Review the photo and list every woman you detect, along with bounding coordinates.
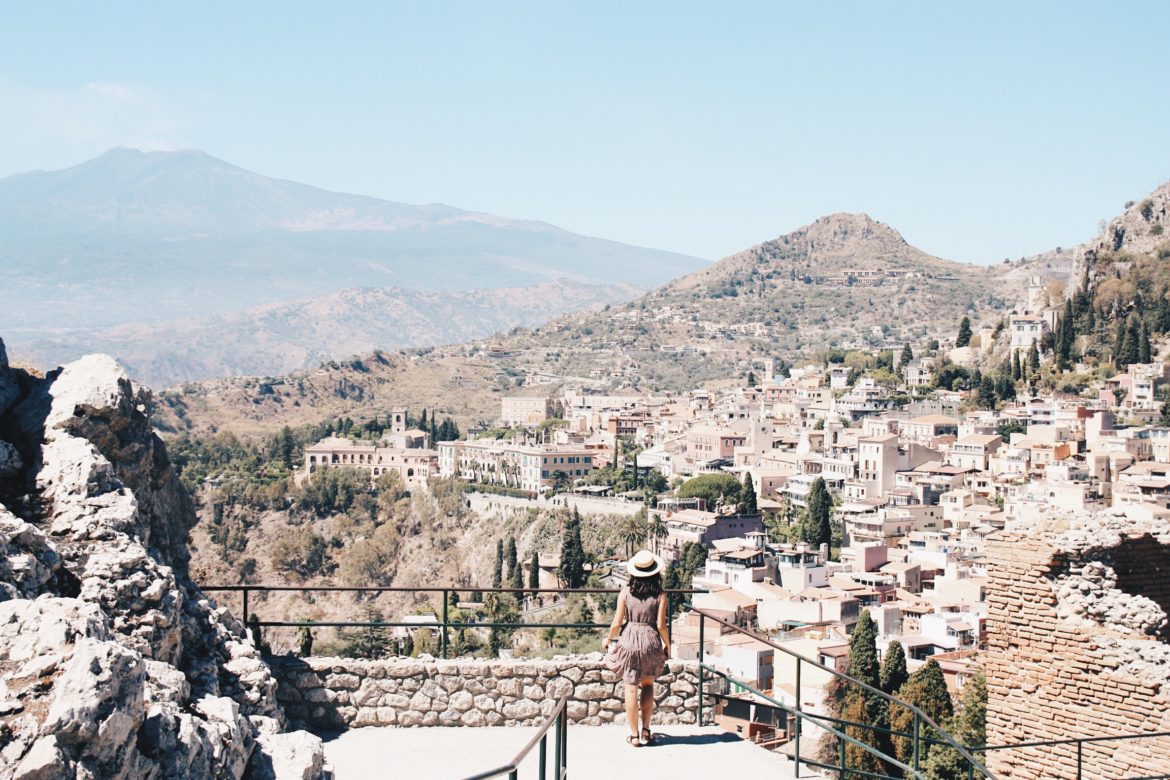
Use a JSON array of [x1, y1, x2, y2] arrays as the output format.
[[603, 549, 670, 747]]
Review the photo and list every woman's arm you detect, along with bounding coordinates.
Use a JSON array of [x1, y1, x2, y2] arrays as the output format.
[[603, 589, 627, 650], [657, 593, 670, 659]]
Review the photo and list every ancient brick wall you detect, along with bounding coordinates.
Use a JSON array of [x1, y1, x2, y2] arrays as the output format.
[[985, 518, 1170, 779], [270, 656, 709, 732]]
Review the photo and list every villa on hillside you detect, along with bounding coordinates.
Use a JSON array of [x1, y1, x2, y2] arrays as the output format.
[[303, 410, 436, 491], [436, 439, 596, 494]]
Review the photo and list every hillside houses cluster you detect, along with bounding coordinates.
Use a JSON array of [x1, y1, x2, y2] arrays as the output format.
[[433, 350, 1169, 702], [299, 345, 1169, 708]]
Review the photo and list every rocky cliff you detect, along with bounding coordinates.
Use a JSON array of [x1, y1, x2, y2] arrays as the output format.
[[0, 339, 325, 779]]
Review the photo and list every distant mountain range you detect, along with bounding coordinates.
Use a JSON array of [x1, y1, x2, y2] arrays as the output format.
[[13, 280, 638, 388], [0, 148, 705, 382], [155, 179, 1170, 437]]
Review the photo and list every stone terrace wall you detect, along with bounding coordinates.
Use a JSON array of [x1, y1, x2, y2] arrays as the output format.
[[270, 656, 709, 731], [985, 516, 1170, 780]]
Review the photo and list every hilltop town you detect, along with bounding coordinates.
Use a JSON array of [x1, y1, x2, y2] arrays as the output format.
[[287, 276, 1170, 695]]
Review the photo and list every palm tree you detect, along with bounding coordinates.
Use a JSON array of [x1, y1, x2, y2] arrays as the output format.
[[648, 513, 668, 555], [621, 515, 648, 557]]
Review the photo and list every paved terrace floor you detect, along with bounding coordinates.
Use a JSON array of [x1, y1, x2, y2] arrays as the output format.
[[323, 724, 815, 779]]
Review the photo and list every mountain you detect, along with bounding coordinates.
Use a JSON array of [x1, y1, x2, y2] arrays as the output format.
[[13, 279, 638, 388], [153, 212, 1016, 434], [0, 147, 705, 337], [480, 212, 1019, 389]]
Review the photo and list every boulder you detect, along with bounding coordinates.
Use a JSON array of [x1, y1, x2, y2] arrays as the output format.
[[249, 732, 327, 780], [0, 351, 314, 779]]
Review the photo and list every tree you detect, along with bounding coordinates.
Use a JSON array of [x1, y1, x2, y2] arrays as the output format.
[[493, 539, 504, 588], [620, 514, 648, 557], [336, 604, 390, 659], [677, 473, 742, 511], [746, 370, 758, 387], [849, 610, 880, 692], [528, 550, 540, 594], [955, 317, 972, 348], [1026, 341, 1040, 375], [505, 536, 519, 587], [1011, 350, 1022, 381], [558, 509, 587, 588], [899, 343, 914, 370], [879, 641, 908, 694], [648, 513, 668, 554], [889, 659, 954, 764], [802, 477, 833, 550], [1139, 320, 1153, 364], [738, 474, 758, 515], [923, 673, 987, 779]]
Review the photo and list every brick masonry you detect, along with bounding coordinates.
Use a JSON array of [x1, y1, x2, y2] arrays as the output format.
[[270, 656, 712, 732], [985, 522, 1170, 779]]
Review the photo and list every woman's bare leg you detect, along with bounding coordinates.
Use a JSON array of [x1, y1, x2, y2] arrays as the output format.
[[625, 683, 640, 737], [639, 677, 656, 734]]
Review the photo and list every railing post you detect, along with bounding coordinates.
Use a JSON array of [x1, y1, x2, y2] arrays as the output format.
[[913, 712, 921, 773], [242, 587, 249, 627], [697, 612, 705, 726], [794, 658, 802, 775], [538, 734, 547, 780], [1076, 739, 1082, 780], [441, 588, 449, 659], [839, 729, 847, 779]]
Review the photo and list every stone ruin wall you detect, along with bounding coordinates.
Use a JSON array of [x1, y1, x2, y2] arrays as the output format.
[[271, 656, 709, 732], [985, 515, 1170, 779]]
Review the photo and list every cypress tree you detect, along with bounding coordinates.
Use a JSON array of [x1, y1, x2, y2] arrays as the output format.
[[528, 550, 540, 594], [1120, 316, 1141, 368], [739, 474, 758, 515], [559, 509, 587, 588], [802, 477, 833, 550], [956, 316, 972, 348], [511, 557, 524, 593], [1115, 317, 1130, 368], [880, 641, 908, 694], [889, 659, 955, 764], [505, 537, 518, 586], [899, 343, 914, 370], [1011, 350, 1022, 381], [849, 610, 880, 692], [1027, 342, 1040, 375], [923, 673, 987, 779], [493, 539, 503, 588], [1139, 320, 1152, 364]]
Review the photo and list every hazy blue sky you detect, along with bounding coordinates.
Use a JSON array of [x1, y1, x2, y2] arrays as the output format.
[[2, 2, 1167, 264]]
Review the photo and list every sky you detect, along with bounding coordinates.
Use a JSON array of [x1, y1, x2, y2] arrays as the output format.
[[2, 1, 1168, 264]]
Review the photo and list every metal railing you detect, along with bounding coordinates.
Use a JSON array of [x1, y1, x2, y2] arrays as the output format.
[[200, 583, 1170, 779], [968, 731, 1170, 780], [688, 605, 995, 780], [200, 584, 703, 658], [460, 692, 570, 780]]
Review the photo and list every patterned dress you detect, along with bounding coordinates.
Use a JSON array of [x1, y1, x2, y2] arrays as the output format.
[[605, 588, 667, 685]]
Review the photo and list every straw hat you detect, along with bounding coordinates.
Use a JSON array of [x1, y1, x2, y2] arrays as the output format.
[[626, 549, 664, 578]]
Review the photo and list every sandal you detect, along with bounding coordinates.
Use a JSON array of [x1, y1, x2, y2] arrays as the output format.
[[627, 734, 641, 748], [641, 728, 655, 746]]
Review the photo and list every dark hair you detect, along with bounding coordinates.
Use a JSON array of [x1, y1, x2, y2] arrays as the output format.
[[629, 573, 663, 599]]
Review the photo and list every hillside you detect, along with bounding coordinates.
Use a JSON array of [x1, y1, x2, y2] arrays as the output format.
[[157, 184, 1170, 438], [154, 349, 505, 438], [479, 213, 1017, 388], [0, 147, 705, 362], [14, 279, 638, 388]]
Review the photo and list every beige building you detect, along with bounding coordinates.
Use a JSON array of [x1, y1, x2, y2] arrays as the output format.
[[303, 434, 436, 491], [436, 439, 595, 494], [500, 396, 555, 427]]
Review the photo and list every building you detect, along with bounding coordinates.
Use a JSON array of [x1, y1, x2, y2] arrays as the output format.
[[303, 433, 436, 491], [436, 440, 595, 494], [500, 396, 555, 427]]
